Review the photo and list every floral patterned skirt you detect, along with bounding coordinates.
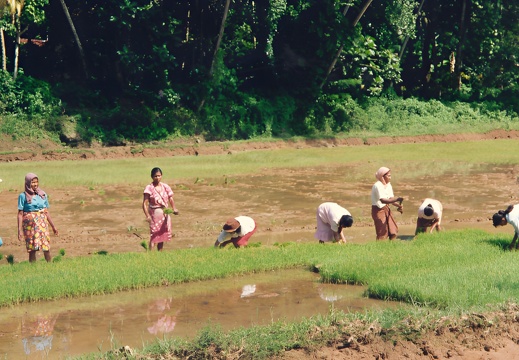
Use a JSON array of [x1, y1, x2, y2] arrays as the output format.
[[22, 210, 51, 252]]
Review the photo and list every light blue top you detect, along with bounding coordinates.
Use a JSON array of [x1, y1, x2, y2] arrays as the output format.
[[18, 193, 49, 212]]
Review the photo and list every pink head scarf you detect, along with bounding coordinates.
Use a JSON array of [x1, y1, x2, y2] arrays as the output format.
[[24, 173, 46, 204], [375, 167, 391, 185]]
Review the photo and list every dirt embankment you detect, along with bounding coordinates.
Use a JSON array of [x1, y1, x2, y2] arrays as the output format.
[[283, 304, 519, 360], [1, 129, 519, 162]]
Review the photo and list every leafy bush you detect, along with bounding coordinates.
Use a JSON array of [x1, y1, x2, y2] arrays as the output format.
[[306, 94, 369, 134], [0, 70, 63, 141], [0, 70, 61, 117]]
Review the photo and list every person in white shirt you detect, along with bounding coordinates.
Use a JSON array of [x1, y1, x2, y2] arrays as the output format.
[[492, 204, 519, 250], [214, 216, 256, 248], [371, 167, 404, 240], [314, 202, 353, 244], [415, 198, 443, 235]]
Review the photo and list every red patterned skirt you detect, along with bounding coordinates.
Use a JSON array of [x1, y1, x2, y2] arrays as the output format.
[[22, 210, 51, 252]]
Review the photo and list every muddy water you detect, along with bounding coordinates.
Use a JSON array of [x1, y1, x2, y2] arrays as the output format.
[[0, 269, 397, 359]]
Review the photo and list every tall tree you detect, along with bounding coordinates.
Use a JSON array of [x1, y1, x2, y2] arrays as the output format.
[[318, 3, 351, 90], [0, 28, 5, 70], [9, 0, 23, 80], [0, 0, 9, 70], [2, 0, 48, 80], [209, 0, 231, 77], [198, 0, 231, 112], [58, 0, 87, 78], [454, 0, 469, 91]]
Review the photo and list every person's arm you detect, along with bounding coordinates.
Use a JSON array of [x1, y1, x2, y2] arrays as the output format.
[[380, 197, 403, 205], [168, 195, 179, 215], [214, 231, 230, 248], [142, 193, 151, 223], [216, 239, 234, 248], [381, 197, 404, 213], [336, 227, 346, 243], [17, 210, 24, 241], [429, 219, 440, 233], [45, 209, 59, 235]]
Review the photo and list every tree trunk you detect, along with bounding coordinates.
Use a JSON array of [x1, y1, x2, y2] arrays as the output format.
[[455, 0, 469, 91], [198, 0, 231, 112], [13, 14, 20, 80], [319, 0, 373, 90], [58, 0, 88, 79], [1, 28, 6, 71], [399, 0, 426, 60], [208, 0, 231, 77]]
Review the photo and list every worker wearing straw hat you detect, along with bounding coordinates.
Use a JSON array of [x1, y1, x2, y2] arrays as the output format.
[[214, 216, 256, 248]]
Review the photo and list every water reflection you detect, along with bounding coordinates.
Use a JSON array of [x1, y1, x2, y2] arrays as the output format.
[[0, 269, 397, 359], [319, 288, 342, 302], [240, 284, 256, 298], [146, 298, 179, 335], [21, 314, 58, 356]]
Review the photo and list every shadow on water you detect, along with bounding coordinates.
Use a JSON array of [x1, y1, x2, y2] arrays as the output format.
[[0, 269, 399, 359]]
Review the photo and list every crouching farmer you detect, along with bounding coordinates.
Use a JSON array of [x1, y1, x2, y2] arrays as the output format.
[[214, 216, 256, 248], [492, 204, 519, 250]]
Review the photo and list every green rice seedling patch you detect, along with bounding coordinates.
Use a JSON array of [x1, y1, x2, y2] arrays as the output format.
[[0, 228, 518, 313]]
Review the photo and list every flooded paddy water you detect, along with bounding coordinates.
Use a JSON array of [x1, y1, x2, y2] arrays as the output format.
[[0, 269, 398, 358], [0, 148, 519, 358]]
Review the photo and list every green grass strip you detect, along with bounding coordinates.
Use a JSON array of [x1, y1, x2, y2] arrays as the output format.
[[0, 229, 517, 311], [0, 138, 518, 188]]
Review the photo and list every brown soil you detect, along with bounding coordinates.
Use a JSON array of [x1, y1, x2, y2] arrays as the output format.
[[281, 305, 519, 360], [1, 129, 519, 162], [1, 130, 519, 359]]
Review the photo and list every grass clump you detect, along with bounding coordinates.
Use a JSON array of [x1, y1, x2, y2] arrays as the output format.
[[140, 241, 148, 251]]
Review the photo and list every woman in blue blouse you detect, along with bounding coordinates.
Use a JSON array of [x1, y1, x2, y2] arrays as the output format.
[[17, 173, 59, 262]]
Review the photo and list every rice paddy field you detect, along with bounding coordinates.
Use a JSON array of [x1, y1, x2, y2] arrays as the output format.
[[0, 136, 519, 359]]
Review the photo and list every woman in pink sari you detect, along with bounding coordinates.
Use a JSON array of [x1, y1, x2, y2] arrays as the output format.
[[142, 167, 179, 251], [17, 173, 59, 262]]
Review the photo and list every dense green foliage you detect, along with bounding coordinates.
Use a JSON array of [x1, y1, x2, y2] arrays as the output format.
[[0, 0, 518, 142]]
